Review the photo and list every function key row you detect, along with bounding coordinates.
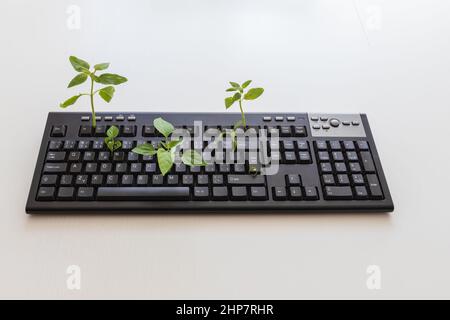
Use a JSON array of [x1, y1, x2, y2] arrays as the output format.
[[81, 115, 136, 122]]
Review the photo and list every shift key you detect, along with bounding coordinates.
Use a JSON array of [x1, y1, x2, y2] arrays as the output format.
[[43, 163, 67, 173]]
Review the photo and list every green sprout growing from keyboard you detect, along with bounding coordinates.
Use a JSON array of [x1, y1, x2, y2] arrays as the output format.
[[105, 125, 122, 153], [132, 117, 206, 175], [225, 80, 264, 129], [59, 56, 128, 128]]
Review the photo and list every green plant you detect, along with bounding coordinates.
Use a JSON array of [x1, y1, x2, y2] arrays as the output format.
[[224, 80, 264, 128], [104, 125, 122, 152], [132, 117, 206, 175], [60, 56, 128, 128]]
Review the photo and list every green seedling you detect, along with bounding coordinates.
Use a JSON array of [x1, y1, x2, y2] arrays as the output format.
[[132, 117, 206, 175], [104, 125, 122, 152], [224, 80, 264, 129], [60, 56, 128, 128]]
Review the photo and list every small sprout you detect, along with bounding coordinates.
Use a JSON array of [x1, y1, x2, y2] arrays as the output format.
[[132, 117, 206, 175], [224, 80, 264, 128], [60, 56, 128, 128], [104, 125, 122, 152]]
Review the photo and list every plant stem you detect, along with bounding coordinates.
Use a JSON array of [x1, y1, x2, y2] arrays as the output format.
[[90, 76, 96, 128], [238, 99, 246, 127]]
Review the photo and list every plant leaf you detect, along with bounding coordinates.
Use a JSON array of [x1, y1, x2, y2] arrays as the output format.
[[67, 73, 88, 88], [226, 87, 237, 92], [225, 96, 235, 109], [242, 80, 252, 88], [98, 86, 115, 103], [244, 87, 264, 100], [166, 139, 182, 149], [107, 125, 119, 138], [157, 148, 174, 175], [60, 94, 82, 108], [69, 56, 90, 72], [94, 63, 110, 71], [233, 92, 241, 100], [229, 81, 240, 88], [132, 143, 157, 156], [113, 140, 122, 151], [106, 139, 115, 152], [181, 150, 207, 166], [95, 73, 128, 85], [153, 117, 174, 138]]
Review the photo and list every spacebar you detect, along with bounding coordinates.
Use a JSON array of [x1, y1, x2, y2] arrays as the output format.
[[97, 187, 190, 200]]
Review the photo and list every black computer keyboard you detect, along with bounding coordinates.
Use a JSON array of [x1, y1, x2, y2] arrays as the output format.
[[26, 112, 393, 213]]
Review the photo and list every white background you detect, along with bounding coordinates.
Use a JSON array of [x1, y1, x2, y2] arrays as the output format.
[[0, 0, 449, 299]]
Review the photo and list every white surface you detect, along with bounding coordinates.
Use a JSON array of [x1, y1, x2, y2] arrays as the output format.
[[1, 0, 449, 299]]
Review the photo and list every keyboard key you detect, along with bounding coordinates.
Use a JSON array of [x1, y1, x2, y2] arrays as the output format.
[[83, 152, 96, 162], [293, 126, 307, 137], [77, 187, 94, 200], [332, 151, 344, 162], [284, 152, 296, 163], [357, 140, 369, 150], [46, 152, 66, 162], [63, 140, 76, 150], [324, 186, 353, 200], [318, 151, 330, 162], [343, 141, 355, 150], [354, 186, 368, 199], [97, 187, 190, 200], [51, 125, 66, 137], [320, 163, 332, 173], [337, 174, 350, 185], [137, 175, 148, 185], [303, 186, 319, 200], [152, 175, 163, 185], [351, 174, 365, 185], [272, 187, 287, 200], [297, 140, 309, 151], [130, 163, 142, 173], [280, 126, 291, 137], [40, 175, 58, 186], [227, 175, 265, 185], [75, 175, 88, 186], [121, 125, 136, 137], [282, 140, 295, 150], [94, 125, 107, 137], [315, 141, 327, 150], [98, 152, 110, 161], [231, 187, 247, 200], [346, 151, 358, 161], [289, 187, 302, 200], [85, 163, 97, 173], [115, 163, 127, 173], [329, 141, 341, 150], [367, 174, 383, 199], [68, 151, 80, 162], [298, 152, 311, 164], [167, 175, 179, 185], [250, 187, 267, 200], [60, 175, 73, 186], [349, 162, 362, 173], [197, 175, 209, 185], [142, 126, 155, 137], [360, 152, 376, 172], [100, 163, 112, 173], [91, 175, 103, 185], [113, 152, 125, 162], [37, 187, 55, 201], [57, 187, 74, 200], [79, 126, 92, 137], [43, 163, 67, 173], [122, 175, 134, 185], [49, 140, 63, 150], [145, 163, 156, 173], [175, 163, 187, 173], [194, 187, 209, 200], [78, 140, 90, 150], [182, 175, 194, 185], [286, 174, 301, 185], [212, 187, 228, 200], [322, 174, 335, 185], [334, 162, 347, 173]]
